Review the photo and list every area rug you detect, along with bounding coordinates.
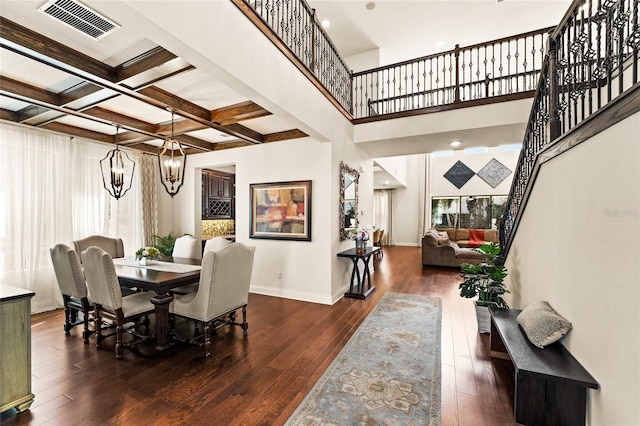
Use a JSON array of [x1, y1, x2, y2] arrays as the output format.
[[286, 292, 441, 425]]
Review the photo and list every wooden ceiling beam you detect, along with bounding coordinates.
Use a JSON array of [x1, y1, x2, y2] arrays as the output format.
[[175, 134, 216, 151], [83, 106, 156, 133], [115, 47, 178, 82], [40, 122, 113, 144], [138, 85, 210, 119], [211, 100, 271, 125], [0, 108, 19, 122], [0, 75, 60, 105], [140, 86, 264, 144], [0, 17, 114, 82], [264, 129, 308, 143], [213, 141, 253, 150]]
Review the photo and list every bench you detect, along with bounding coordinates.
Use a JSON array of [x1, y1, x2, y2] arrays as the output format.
[[489, 307, 599, 426]]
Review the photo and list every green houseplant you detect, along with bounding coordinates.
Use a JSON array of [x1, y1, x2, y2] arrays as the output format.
[[152, 232, 177, 257], [459, 242, 509, 333]]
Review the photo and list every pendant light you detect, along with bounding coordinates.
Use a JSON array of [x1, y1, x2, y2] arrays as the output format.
[[100, 125, 135, 200], [158, 108, 186, 197]]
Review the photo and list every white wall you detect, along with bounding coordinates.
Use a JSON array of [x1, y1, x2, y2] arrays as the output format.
[[504, 113, 640, 426]]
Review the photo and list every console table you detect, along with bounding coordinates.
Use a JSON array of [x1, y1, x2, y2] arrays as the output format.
[[1, 284, 35, 414], [337, 246, 380, 299]]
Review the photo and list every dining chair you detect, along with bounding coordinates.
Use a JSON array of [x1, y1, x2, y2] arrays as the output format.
[[81, 246, 156, 359], [203, 236, 231, 253], [168, 235, 202, 295], [172, 234, 199, 259], [49, 243, 93, 344], [373, 229, 384, 259], [73, 235, 124, 261], [171, 242, 255, 357]]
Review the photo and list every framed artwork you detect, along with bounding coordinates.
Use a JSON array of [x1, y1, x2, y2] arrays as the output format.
[[250, 180, 312, 241]]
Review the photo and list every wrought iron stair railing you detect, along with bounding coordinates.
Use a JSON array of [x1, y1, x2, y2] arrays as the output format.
[[499, 0, 639, 254]]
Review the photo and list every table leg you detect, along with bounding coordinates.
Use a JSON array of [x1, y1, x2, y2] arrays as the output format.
[[344, 255, 376, 299], [150, 292, 173, 350]]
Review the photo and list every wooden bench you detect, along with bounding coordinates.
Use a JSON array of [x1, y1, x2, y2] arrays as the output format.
[[489, 307, 599, 426]]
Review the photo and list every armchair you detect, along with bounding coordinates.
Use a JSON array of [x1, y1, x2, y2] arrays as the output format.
[[171, 242, 255, 357], [49, 243, 93, 344]]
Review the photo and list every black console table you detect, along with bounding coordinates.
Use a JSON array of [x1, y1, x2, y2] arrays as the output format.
[[337, 246, 380, 299]]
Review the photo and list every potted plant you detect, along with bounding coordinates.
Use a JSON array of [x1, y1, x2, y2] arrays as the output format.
[[459, 242, 509, 333], [152, 232, 177, 257]]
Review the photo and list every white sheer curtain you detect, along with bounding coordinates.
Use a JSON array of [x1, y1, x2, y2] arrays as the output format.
[[373, 190, 394, 245], [418, 153, 431, 238], [0, 123, 144, 313]]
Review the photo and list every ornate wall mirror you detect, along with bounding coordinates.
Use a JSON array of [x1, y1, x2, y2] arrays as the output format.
[[339, 161, 360, 241]]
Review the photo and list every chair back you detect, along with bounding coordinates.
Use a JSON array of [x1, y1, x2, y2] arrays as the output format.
[[172, 235, 199, 258], [81, 246, 122, 311], [50, 243, 87, 299], [203, 236, 231, 253], [373, 229, 381, 244], [74, 235, 124, 261], [191, 243, 255, 321]]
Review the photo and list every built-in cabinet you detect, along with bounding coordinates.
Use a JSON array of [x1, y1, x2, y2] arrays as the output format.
[[202, 169, 235, 220], [0, 285, 35, 414]]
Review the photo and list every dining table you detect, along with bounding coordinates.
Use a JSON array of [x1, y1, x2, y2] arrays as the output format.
[[113, 256, 201, 350]]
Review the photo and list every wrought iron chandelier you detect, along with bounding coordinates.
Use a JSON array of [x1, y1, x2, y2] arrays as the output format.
[[99, 125, 135, 200], [158, 108, 186, 197]]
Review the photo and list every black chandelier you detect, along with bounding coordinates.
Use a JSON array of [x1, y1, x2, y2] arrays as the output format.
[[158, 108, 186, 197], [99, 125, 135, 200]]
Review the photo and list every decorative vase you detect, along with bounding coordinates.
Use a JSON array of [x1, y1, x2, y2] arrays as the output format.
[[355, 238, 365, 254], [474, 302, 492, 334], [139, 257, 157, 266]]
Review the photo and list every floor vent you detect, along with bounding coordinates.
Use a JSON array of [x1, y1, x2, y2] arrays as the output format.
[[38, 0, 120, 40]]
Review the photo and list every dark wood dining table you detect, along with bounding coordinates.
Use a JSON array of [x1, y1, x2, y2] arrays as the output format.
[[114, 256, 201, 350]]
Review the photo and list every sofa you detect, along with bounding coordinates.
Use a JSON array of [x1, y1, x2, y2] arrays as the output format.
[[439, 227, 499, 248], [422, 228, 494, 268]]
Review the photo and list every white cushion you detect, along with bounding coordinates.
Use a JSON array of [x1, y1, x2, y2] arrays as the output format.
[[121, 292, 155, 317]]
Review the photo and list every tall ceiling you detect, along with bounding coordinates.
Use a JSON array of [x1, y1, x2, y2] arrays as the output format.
[[0, 0, 571, 156]]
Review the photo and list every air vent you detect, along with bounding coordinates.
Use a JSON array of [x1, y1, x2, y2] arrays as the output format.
[[38, 0, 120, 40]]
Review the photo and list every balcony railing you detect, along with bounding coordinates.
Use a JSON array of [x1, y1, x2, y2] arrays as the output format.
[[238, 0, 352, 115], [352, 28, 554, 119], [499, 0, 639, 252], [236, 0, 557, 120]]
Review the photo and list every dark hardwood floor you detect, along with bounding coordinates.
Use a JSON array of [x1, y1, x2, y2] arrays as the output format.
[[1, 245, 516, 425]]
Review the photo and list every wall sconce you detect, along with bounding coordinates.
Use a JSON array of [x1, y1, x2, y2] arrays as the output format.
[[158, 108, 186, 197], [99, 126, 135, 200]]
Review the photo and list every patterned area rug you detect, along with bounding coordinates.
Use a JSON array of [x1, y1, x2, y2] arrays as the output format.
[[286, 292, 442, 425]]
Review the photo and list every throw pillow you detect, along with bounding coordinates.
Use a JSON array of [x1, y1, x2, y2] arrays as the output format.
[[517, 301, 572, 348], [437, 231, 450, 245]]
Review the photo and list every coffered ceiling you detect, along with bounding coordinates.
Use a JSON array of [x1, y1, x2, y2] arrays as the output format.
[[0, 0, 307, 155]]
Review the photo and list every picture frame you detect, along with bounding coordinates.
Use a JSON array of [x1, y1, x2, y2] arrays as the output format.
[[249, 180, 312, 241]]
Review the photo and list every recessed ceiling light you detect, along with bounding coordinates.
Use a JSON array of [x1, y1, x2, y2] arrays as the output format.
[[321, 19, 330, 29], [436, 40, 444, 48], [365, 2, 376, 10], [450, 140, 462, 147]]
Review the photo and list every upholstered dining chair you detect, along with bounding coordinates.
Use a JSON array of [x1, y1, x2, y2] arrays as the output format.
[[373, 229, 384, 259], [172, 235, 199, 259], [81, 246, 156, 359], [171, 242, 255, 357], [203, 236, 231, 253], [50, 243, 93, 344], [168, 235, 203, 295], [73, 235, 124, 261]]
